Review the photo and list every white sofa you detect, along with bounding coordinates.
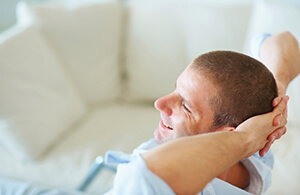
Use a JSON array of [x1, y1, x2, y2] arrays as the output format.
[[0, 0, 299, 194]]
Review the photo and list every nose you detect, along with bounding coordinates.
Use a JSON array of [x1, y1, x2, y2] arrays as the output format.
[[154, 93, 175, 116]]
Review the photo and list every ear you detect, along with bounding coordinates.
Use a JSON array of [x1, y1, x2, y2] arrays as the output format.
[[214, 126, 236, 132]]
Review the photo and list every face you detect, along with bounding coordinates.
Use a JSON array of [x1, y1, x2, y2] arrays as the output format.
[[154, 65, 217, 144]]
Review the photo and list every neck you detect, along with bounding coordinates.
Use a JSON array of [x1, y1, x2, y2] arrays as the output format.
[[217, 161, 250, 190]]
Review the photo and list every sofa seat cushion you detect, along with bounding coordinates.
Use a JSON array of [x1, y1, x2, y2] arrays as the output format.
[[0, 103, 160, 194], [265, 125, 300, 194]]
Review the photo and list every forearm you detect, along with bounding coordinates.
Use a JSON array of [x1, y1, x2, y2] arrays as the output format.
[[273, 53, 300, 88], [260, 31, 300, 95], [142, 131, 250, 195]]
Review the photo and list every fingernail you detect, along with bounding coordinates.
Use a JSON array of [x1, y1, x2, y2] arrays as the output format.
[[277, 113, 283, 126], [274, 98, 279, 105]]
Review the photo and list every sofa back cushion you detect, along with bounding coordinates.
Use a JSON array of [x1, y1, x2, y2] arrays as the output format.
[[0, 26, 87, 161], [17, 0, 123, 105], [244, 0, 300, 127], [123, 0, 253, 102]]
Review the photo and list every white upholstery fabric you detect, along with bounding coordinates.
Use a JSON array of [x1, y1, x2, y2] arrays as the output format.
[[0, 26, 87, 161], [0, 104, 159, 194], [19, 0, 123, 105], [266, 125, 300, 194], [123, 0, 253, 102], [244, 0, 300, 126]]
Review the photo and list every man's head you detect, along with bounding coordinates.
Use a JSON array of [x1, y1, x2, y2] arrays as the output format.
[[154, 50, 278, 144]]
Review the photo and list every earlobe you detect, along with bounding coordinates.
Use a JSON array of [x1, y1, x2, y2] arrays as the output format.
[[227, 127, 236, 132], [229, 127, 236, 131], [215, 126, 236, 132]]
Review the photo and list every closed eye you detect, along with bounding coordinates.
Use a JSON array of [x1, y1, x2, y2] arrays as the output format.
[[182, 102, 191, 113]]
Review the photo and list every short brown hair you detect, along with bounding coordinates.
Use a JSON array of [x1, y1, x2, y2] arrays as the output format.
[[191, 51, 278, 129]]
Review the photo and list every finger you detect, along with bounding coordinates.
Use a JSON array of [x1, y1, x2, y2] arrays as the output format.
[[261, 126, 287, 157], [273, 113, 287, 127], [272, 96, 281, 107], [272, 96, 289, 125], [259, 96, 289, 157], [285, 95, 290, 103], [267, 126, 287, 141], [273, 113, 283, 126], [273, 95, 289, 110], [283, 105, 288, 119], [282, 95, 290, 106], [259, 141, 273, 157]]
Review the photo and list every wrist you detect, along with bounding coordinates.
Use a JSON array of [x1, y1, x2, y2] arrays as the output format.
[[275, 76, 289, 96], [233, 131, 253, 158]]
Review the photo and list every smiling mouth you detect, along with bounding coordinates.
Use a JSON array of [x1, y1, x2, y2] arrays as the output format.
[[163, 121, 173, 130]]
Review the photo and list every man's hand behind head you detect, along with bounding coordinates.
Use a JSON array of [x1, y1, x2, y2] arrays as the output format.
[[235, 96, 289, 158]]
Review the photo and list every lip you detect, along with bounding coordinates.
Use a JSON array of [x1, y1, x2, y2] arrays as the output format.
[[159, 120, 173, 131]]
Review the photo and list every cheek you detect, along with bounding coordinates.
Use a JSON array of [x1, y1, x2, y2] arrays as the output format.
[[181, 114, 205, 136], [173, 115, 196, 137]]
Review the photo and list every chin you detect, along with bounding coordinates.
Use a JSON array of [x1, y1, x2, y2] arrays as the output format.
[[154, 125, 176, 144], [154, 131, 164, 144], [154, 138, 169, 145], [154, 134, 173, 145], [154, 130, 168, 144]]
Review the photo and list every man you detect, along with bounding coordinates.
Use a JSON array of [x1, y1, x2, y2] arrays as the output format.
[[110, 52, 274, 194], [0, 32, 297, 195], [152, 50, 276, 191], [108, 31, 299, 195]]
